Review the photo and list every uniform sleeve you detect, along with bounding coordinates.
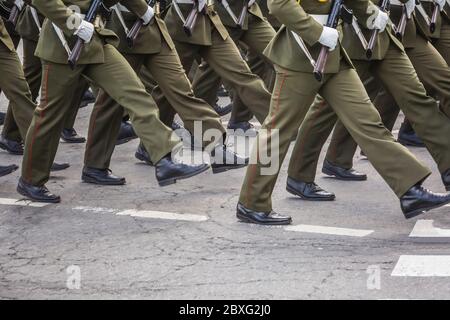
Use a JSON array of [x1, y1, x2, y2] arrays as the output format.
[[31, 0, 81, 36], [267, 0, 323, 46]]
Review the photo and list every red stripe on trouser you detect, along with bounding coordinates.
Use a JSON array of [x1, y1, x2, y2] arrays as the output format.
[[245, 70, 287, 210], [25, 64, 50, 184]]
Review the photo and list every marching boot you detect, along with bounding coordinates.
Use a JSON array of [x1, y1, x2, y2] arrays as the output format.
[[17, 178, 61, 203], [236, 203, 292, 225], [400, 184, 450, 219], [0, 135, 23, 155], [210, 144, 249, 174], [322, 159, 367, 181], [0, 164, 18, 177], [61, 128, 86, 143], [82, 167, 126, 185], [155, 154, 209, 187], [286, 177, 335, 201]]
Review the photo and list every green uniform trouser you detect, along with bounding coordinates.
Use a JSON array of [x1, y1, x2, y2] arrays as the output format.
[[239, 63, 431, 212], [289, 42, 450, 184], [2, 38, 87, 143], [191, 17, 275, 124], [84, 43, 226, 170], [0, 17, 21, 101], [433, 20, 450, 65], [0, 41, 36, 142], [22, 44, 178, 186], [161, 29, 271, 126]]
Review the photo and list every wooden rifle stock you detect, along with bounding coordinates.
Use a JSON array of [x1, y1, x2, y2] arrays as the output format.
[[183, 3, 199, 36], [313, 0, 344, 82], [8, 5, 19, 27], [366, 0, 390, 59], [68, 0, 103, 69], [126, 0, 155, 48]]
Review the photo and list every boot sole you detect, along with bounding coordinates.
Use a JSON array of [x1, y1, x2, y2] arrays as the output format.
[[403, 198, 450, 219], [61, 138, 86, 144], [286, 185, 335, 201], [236, 212, 292, 225], [322, 167, 367, 181], [158, 165, 210, 187], [135, 152, 153, 166], [82, 175, 126, 186], [212, 163, 248, 174], [17, 186, 61, 203]]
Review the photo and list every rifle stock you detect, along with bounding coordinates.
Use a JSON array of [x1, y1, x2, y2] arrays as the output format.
[[366, 0, 390, 59], [183, 4, 199, 36], [7, 5, 19, 27], [68, 0, 103, 69], [126, 0, 155, 48], [313, 0, 345, 82], [430, 2, 440, 33]]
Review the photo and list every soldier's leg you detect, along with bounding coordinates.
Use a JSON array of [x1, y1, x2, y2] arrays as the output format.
[[373, 45, 450, 174], [84, 54, 144, 170], [62, 79, 89, 130], [21, 62, 81, 186], [84, 45, 178, 164], [147, 43, 225, 147], [320, 68, 430, 198], [287, 95, 338, 183], [239, 66, 318, 212], [154, 40, 200, 127], [433, 21, 450, 65], [200, 30, 271, 124], [228, 20, 276, 124], [0, 42, 35, 143], [191, 60, 223, 107], [406, 36, 450, 118]]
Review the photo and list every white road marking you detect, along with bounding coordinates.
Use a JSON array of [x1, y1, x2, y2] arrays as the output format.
[[0, 197, 49, 208], [73, 206, 208, 222], [409, 220, 450, 238], [391, 255, 450, 277], [285, 224, 374, 237]]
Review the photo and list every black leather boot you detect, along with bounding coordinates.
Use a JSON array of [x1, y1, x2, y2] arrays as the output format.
[[236, 203, 292, 225], [155, 154, 209, 187], [116, 121, 137, 145], [400, 185, 450, 219], [322, 159, 367, 181], [286, 177, 335, 201], [17, 178, 61, 203], [398, 121, 425, 147], [0, 135, 23, 155], [210, 144, 249, 174], [213, 102, 232, 117], [135, 143, 153, 166], [0, 164, 18, 177], [50, 162, 70, 171], [82, 167, 126, 185], [61, 128, 86, 143]]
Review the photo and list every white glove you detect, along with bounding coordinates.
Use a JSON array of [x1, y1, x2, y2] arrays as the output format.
[[140, 5, 154, 25], [318, 26, 339, 51], [435, 0, 446, 11], [370, 9, 389, 32], [405, 0, 416, 18], [14, 0, 24, 10], [248, 0, 256, 7], [198, 0, 207, 12], [74, 19, 95, 43]]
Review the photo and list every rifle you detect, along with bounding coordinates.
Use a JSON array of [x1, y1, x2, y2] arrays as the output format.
[[430, 0, 440, 33], [367, 0, 390, 59], [68, 0, 104, 69], [8, 2, 21, 27], [313, 0, 351, 82], [395, 0, 415, 39], [126, 0, 156, 48], [236, 0, 248, 29], [183, 0, 200, 36]]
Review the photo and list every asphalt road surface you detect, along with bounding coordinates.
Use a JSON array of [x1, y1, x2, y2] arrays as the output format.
[[1, 70, 450, 300]]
